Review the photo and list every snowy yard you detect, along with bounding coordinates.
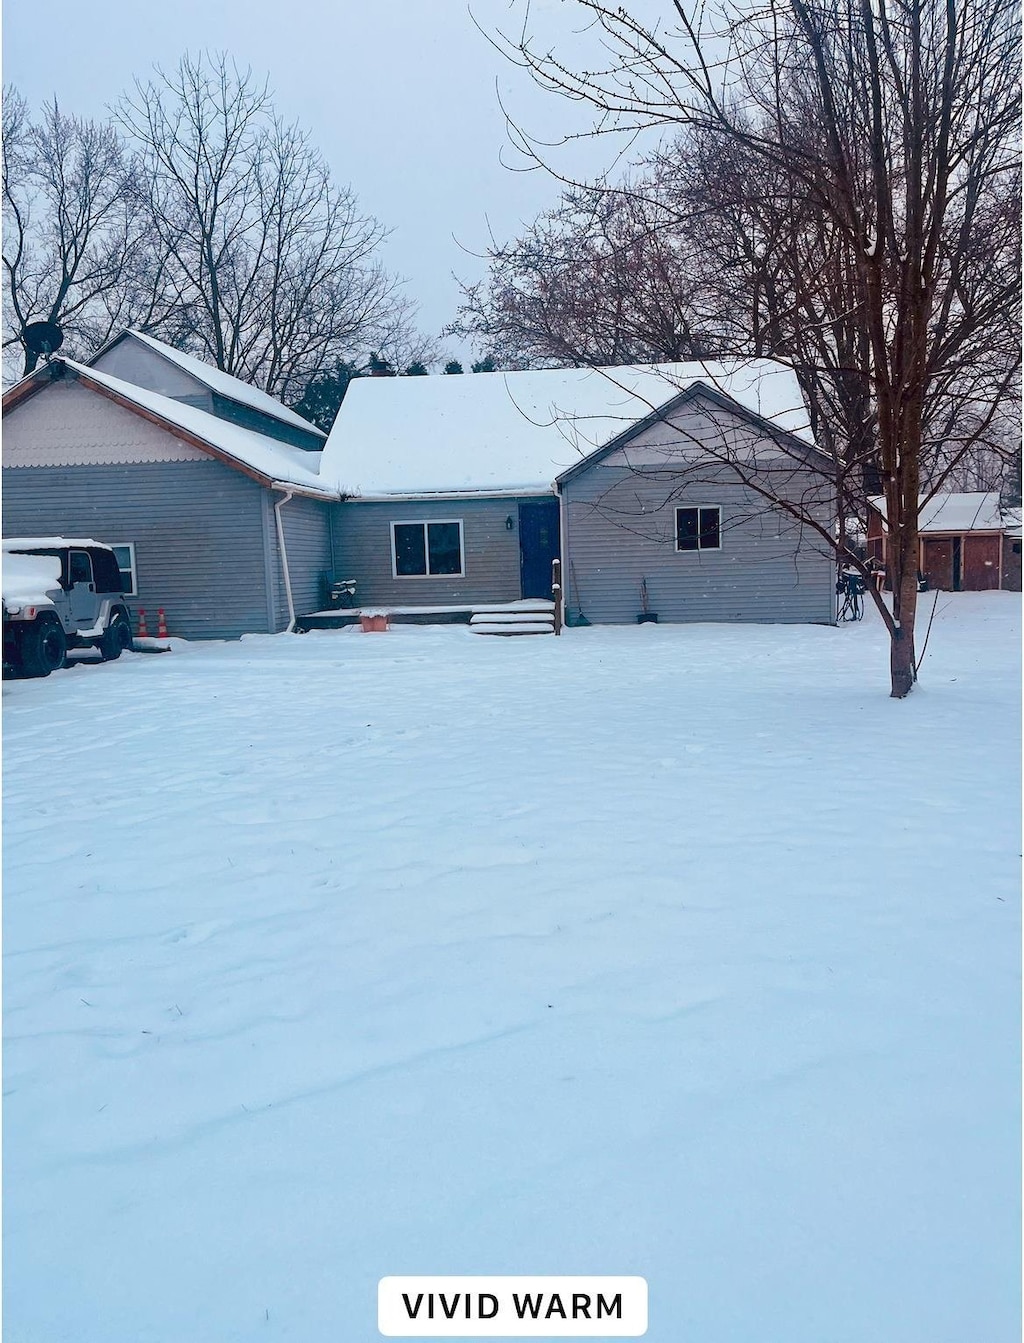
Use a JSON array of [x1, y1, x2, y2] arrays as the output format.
[[3, 596, 1020, 1342]]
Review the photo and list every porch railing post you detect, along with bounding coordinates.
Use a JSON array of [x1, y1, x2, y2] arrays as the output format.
[[552, 558, 563, 635]]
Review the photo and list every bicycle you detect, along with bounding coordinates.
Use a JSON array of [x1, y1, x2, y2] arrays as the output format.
[[836, 569, 866, 622]]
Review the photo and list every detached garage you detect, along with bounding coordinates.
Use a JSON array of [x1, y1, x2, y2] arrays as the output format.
[[867, 492, 1013, 592]]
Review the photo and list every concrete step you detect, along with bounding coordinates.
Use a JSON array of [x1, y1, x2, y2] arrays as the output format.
[[471, 603, 555, 616], [469, 611, 554, 625], [468, 621, 555, 636]]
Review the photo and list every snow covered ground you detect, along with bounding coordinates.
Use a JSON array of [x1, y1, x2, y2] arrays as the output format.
[[4, 595, 1020, 1342]]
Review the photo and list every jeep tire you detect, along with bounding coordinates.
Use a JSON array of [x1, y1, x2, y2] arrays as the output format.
[[18, 616, 67, 678], [99, 611, 133, 661]]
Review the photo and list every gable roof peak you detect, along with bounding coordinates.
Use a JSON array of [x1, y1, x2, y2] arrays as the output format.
[[3, 356, 335, 498], [90, 329, 326, 440]]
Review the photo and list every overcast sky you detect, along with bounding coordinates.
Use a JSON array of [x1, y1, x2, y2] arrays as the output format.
[[4, 0, 634, 361]]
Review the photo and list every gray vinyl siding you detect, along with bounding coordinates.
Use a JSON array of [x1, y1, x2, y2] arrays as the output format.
[[91, 342, 213, 408], [562, 399, 836, 625], [332, 497, 543, 606], [2, 460, 275, 640], [269, 494, 334, 622], [92, 337, 323, 451]]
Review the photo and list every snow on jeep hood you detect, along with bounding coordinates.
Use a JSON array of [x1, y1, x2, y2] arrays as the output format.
[[2, 552, 62, 608]]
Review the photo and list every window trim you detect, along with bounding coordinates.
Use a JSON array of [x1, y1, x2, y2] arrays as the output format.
[[110, 542, 138, 595], [675, 505, 722, 553], [390, 519, 466, 579]]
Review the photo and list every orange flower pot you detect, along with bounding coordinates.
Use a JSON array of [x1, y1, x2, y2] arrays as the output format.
[[360, 613, 390, 632]]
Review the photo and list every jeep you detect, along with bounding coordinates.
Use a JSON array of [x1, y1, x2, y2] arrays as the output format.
[[2, 539, 134, 678]]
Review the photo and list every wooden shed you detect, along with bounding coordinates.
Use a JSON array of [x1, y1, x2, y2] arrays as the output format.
[[867, 492, 1012, 591]]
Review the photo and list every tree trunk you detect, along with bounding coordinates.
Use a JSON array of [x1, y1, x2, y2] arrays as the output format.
[[890, 569, 919, 697]]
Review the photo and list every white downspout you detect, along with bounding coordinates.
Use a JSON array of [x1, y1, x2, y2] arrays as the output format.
[[554, 480, 567, 628], [273, 488, 296, 632]]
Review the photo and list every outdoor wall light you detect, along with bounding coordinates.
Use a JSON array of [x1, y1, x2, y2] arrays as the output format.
[[505, 515, 515, 530]]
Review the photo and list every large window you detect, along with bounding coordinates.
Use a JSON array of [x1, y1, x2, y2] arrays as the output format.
[[391, 521, 465, 577], [676, 506, 721, 552], [110, 543, 137, 595]]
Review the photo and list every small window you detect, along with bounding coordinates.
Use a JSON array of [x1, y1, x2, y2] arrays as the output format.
[[392, 521, 465, 577], [110, 544, 137, 595], [68, 550, 93, 585], [676, 506, 721, 552]]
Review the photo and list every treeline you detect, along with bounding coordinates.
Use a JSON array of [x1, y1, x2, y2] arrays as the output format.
[[292, 355, 498, 433], [2, 53, 440, 417]]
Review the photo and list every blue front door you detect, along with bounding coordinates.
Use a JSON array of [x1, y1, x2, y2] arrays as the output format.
[[519, 500, 560, 599]]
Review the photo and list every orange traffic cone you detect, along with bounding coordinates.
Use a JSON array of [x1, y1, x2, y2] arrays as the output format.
[[157, 608, 169, 639], [137, 608, 148, 638]]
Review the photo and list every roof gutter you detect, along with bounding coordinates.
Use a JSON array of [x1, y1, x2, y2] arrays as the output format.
[[343, 486, 557, 503], [272, 488, 297, 633], [269, 480, 339, 502]]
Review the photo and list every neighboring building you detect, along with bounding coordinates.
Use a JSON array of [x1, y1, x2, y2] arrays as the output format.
[[867, 492, 1017, 591], [2, 357, 337, 640], [318, 361, 837, 625], [1002, 509, 1022, 591]]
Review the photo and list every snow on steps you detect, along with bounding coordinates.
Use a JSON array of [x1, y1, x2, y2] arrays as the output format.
[[469, 620, 554, 636], [469, 600, 556, 636]]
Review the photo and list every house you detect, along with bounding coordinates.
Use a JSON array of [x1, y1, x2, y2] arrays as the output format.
[[317, 361, 837, 626], [2, 348, 337, 640], [867, 492, 1019, 591], [3, 347, 838, 639]]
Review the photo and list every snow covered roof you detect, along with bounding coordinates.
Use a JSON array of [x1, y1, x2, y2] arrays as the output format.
[[921, 491, 1003, 532], [319, 360, 813, 497], [870, 491, 1004, 533], [94, 331, 326, 439], [59, 361, 336, 497], [1001, 507, 1022, 538]]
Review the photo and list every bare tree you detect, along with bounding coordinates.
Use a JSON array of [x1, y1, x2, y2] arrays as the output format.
[[456, 121, 1018, 548], [664, 124, 1021, 503], [114, 53, 416, 402], [369, 293, 442, 379], [489, 0, 1021, 695], [2, 90, 159, 376], [452, 180, 725, 366]]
